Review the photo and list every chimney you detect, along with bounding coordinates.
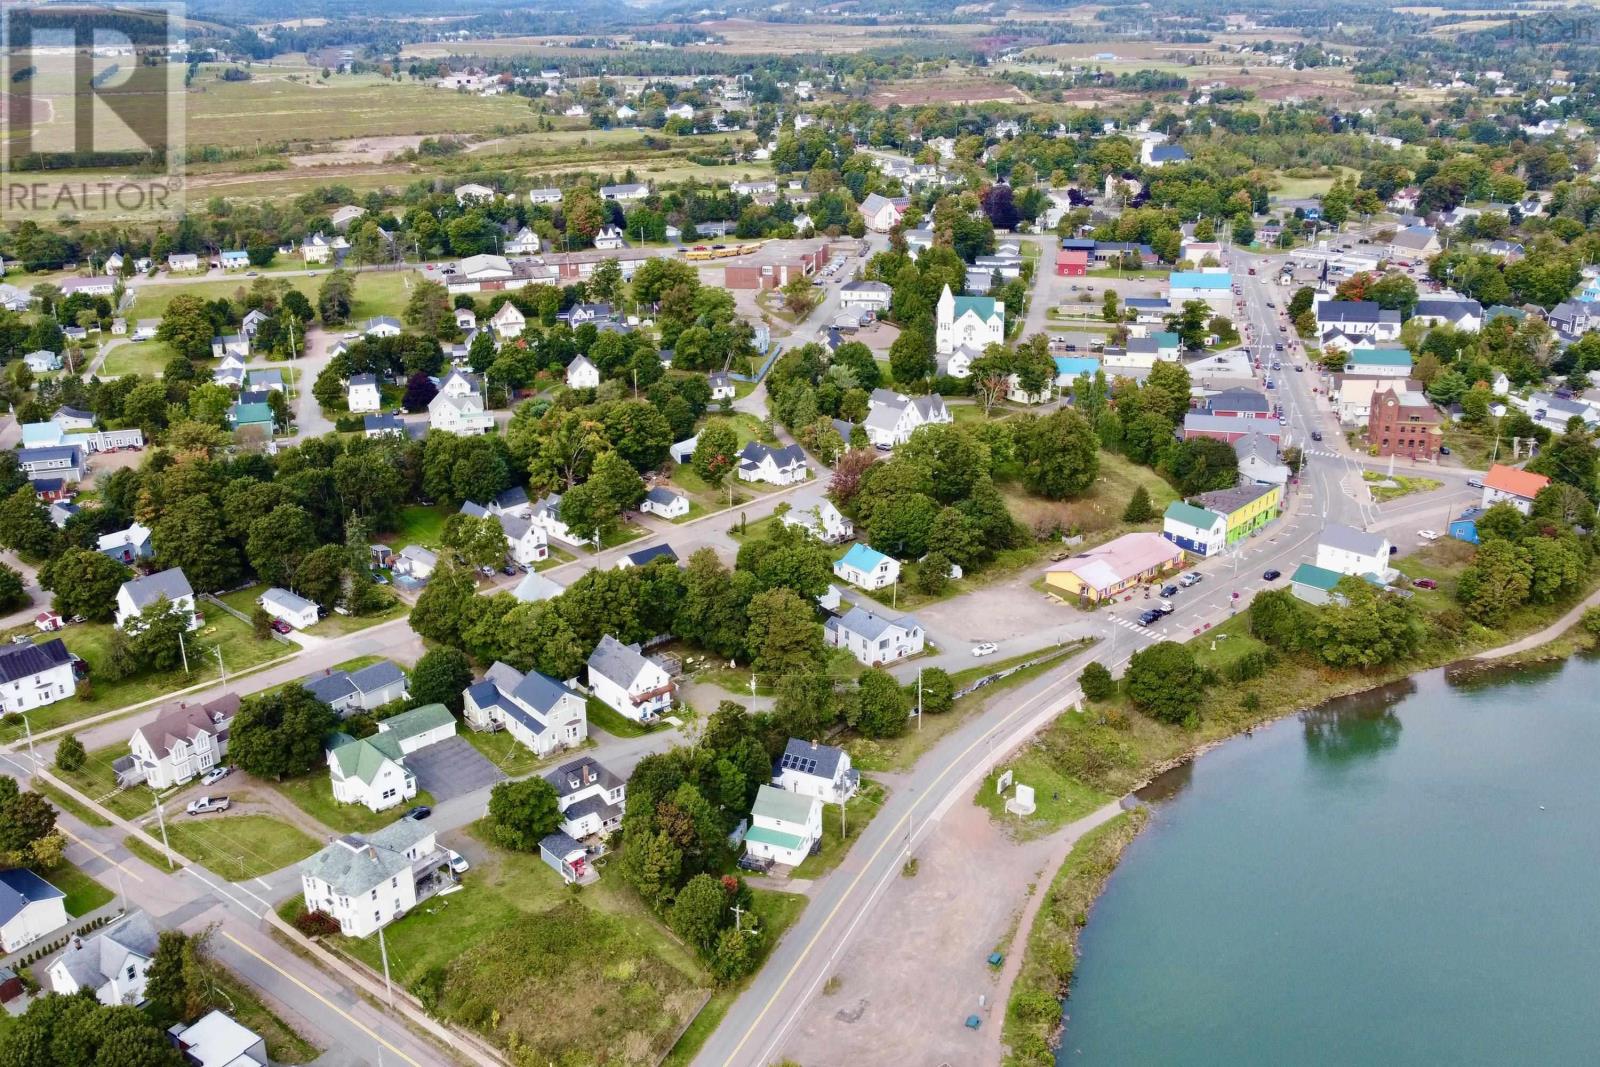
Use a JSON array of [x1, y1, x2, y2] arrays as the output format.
[[810, 740, 818, 750]]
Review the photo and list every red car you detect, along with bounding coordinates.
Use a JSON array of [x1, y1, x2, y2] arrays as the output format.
[[270, 619, 292, 634], [1412, 578, 1438, 590]]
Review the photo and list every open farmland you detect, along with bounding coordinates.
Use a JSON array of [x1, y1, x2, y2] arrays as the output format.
[[182, 70, 539, 146]]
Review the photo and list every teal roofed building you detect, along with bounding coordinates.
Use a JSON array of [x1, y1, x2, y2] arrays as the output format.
[[229, 401, 274, 433], [937, 283, 1006, 357], [1162, 500, 1227, 557]]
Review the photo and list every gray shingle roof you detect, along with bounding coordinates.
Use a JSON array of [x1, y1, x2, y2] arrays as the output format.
[[587, 634, 650, 687], [545, 756, 623, 799], [1319, 523, 1388, 557], [829, 604, 917, 643], [350, 660, 405, 694], [121, 568, 192, 610]]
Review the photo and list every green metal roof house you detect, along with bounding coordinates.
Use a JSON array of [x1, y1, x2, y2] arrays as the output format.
[[745, 784, 822, 868]]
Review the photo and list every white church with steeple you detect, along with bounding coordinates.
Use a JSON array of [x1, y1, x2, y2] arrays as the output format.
[[934, 284, 1006, 378]]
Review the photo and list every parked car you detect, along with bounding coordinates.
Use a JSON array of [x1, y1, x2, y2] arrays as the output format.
[[1179, 571, 1203, 588], [737, 853, 773, 874], [270, 619, 292, 635], [186, 796, 230, 815], [500, 564, 518, 576], [1311, 430, 1323, 442], [1467, 478, 1484, 489], [1159, 584, 1179, 598], [1262, 569, 1282, 581], [1412, 578, 1438, 590], [199, 766, 230, 787], [406, 805, 432, 821], [1418, 529, 1440, 541], [1138, 609, 1163, 626], [1439, 445, 1451, 455], [447, 850, 470, 874], [971, 642, 998, 657]]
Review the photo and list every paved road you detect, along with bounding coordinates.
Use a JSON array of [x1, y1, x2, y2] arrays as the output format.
[[697, 243, 1410, 1067]]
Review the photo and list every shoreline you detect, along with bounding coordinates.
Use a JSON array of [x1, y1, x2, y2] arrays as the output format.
[[996, 601, 1600, 1066]]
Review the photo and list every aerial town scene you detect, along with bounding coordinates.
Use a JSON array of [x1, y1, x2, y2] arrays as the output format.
[[0, 0, 1597, 1063]]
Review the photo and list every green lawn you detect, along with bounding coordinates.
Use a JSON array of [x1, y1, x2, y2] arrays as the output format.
[[598, 522, 646, 549], [0, 614, 287, 742], [150, 811, 322, 880], [101, 340, 177, 377], [276, 775, 437, 835], [54, 743, 166, 821], [324, 821, 710, 1066], [126, 270, 415, 324], [976, 747, 1111, 839], [51, 862, 115, 916], [997, 448, 1179, 551], [791, 779, 886, 879], [459, 727, 578, 779], [384, 504, 452, 551], [34, 779, 111, 826], [585, 696, 664, 739], [1362, 470, 1442, 502], [305, 598, 406, 636]]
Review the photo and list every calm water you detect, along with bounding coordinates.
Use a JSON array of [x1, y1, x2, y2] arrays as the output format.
[[1060, 655, 1600, 1065]]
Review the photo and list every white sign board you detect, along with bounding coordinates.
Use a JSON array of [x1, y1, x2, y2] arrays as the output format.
[[996, 769, 1014, 796]]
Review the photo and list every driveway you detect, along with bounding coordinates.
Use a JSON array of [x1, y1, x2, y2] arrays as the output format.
[[405, 736, 505, 801]]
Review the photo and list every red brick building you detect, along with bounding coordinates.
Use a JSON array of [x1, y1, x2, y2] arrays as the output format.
[[1367, 386, 1442, 460]]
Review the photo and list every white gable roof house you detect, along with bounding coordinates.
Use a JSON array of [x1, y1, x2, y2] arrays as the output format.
[[545, 756, 626, 841], [429, 388, 495, 435], [736, 441, 808, 485], [168, 1011, 269, 1067], [825, 604, 925, 666], [461, 501, 549, 566], [48, 911, 158, 1005], [586, 634, 674, 722], [781, 494, 853, 543], [833, 543, 900, 591], [0, 639, 77, 714], [773, 738, 860, 806], [465, 662, 588, 757], [118, 693, 238, 789], [566, 354, 601, 389], [863, 389, 952, 449], [745, 784, 822, 868], [1316, 523, 1394, 581], [0, 869, 68, 954], [115, 568, 199, 631], [299, 818, 448, 938], [347, 373, 382, 413], [490, 301, 526, 339], [327, 704, 455, 812]]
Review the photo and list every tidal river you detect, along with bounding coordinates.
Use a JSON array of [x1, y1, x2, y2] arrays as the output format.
[[1059, 653, 1600, 1065]]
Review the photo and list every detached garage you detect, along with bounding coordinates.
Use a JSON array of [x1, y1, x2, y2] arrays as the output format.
[[259, 588, 319, 630], [374, 703, 458, 755]]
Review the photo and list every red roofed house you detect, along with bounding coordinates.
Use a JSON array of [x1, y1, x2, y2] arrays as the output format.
[[1055, 248, 1088, 276], [1480, 464, 1550, 516]]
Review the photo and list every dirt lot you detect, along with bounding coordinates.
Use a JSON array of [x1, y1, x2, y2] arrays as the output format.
[[290, 135, 428, 166], [775, 799, 1067, 1066]]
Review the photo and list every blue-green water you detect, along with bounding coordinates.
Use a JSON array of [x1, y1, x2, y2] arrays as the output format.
[[1060, 655, 1600, 1065]]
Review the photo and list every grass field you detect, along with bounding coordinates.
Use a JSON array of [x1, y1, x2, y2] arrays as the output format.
[[52, 862, 115, 916], [383, 504, 452, 551], [977, 746, 1110, 839], [53, 744, 161, 821], [0, 615, 286, 743], [101, 340, 178, 377], [34, 779, 111, 827], [143, 811, 321, 880], [330, 820, 707, 1065], [459, 726, 578, 779], [184, 72, 538, 146], [277, 775, 438, 835], [997, 449, 1179, 548], [1363, 470, 1442, 502], [585, 696, 664, 739], [125, 269, 413, 323]]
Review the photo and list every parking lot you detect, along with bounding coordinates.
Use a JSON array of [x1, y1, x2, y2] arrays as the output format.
[[404, 736, 505, 802]]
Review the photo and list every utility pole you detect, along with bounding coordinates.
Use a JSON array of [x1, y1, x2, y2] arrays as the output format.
[[378, 926, 394, 1006], [20, 711, 36, 767], [153, 792, 174, 870], [177, 630, 189, 675], [916, 668, 923, 731]]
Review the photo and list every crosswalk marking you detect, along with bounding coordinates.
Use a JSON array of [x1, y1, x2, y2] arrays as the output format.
[[1110, 615, 1157, 638], [1302, 448, 1342, 460]]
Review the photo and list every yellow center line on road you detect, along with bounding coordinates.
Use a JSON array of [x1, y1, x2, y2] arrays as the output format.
[[726, 654, 1089, 1064], [61, 827, 144, 883], [220, 931, 423, 1067]]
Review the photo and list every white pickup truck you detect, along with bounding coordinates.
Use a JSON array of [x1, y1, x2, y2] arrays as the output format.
[[185, 796, 231, 815]]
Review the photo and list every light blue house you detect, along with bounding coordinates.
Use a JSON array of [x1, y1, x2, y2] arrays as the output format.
[[833, 543, 900, 591]]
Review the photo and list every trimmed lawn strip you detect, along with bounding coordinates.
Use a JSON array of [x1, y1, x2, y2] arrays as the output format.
[[154, 813, 321, 880], [54, 744, 163, 822], [52, 862, 115, 916], [848, 639, 1095, 774], [791, 778, 886, 879], [458, 726, 584, 779], [1362, 470, 1442, 502], [123, 834, 175, 873], [210, 964, 324, 1064], [1001, 811, 1146, 1066], [305, 601, 407, 636], [384, 504, 452, 551], [0, 614, 285, 742], [34, 779, 111, 827], [276, 775, 438, 835], [585, 696, 664, 739]]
